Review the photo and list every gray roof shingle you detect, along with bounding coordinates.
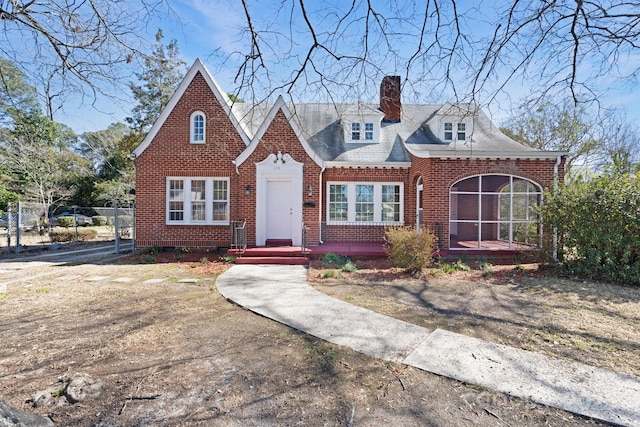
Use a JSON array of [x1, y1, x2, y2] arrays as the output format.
[[231, 102, 562, 164]]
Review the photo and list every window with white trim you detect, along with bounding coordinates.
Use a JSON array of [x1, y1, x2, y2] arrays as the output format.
[[443, 121, 469, 141], [168, 179, 184, 221], [457, 122, 466, 140], [351, 123, 361, 140], [166, 177, 229, 225], [190, 179, 206, 221], [364, 123, 374, 140], [327, 182, 403, 224], [444, 122, 453, 141], [190, 111, 205, 144], [355, 184, 374, 221], [349, 121, 376, 142]]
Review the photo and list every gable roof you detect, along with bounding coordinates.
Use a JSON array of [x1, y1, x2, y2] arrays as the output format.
[[131, 59, 251, 157], [132, 57, 569, 163], [234, 96, 324, 168]]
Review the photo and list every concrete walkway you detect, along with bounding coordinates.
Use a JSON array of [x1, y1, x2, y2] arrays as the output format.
[[217, 264, 640, 426]]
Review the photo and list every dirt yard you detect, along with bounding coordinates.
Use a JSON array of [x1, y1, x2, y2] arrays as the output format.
[[1, 251, 636, 426]]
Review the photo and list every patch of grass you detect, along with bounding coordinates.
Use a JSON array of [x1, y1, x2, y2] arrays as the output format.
[[0, 292, 7, 298], [341, 261, 358, 273], [479, 262, 494, 277], [35, 287, 51, 293], [220, 255, 235, 263], [440, 259, 471, 274], [200, 257, 209, 263], [345, 295, 355, 301], [318, 269, 341, 279]]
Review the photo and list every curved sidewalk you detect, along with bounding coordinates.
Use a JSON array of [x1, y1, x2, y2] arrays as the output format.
[[217, 264, 640, 426]]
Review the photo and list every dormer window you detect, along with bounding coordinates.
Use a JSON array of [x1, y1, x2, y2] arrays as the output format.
[[351, 123, 361, 140], [190, 111, 206, 144], [343, 106, 384, 143], [443, 121, 469, 142], [457, 123, 466, 140], [350, 122, 375, 141], [365, 123, 374, 140], [444, 123, 453, 141]]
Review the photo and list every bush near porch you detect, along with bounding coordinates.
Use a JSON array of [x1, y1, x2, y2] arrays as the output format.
[[541, 170, 640, 285], [383, 226, 439, 275]]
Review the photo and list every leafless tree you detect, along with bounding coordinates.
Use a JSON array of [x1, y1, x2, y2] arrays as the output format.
[[0, 0, 175, 118], [226, 1, 640, 112]]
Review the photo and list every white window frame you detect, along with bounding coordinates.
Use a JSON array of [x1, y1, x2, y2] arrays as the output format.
[[444, 122, 453, 141], [326, 182, 404, 224], [190, 111, 206, 144], [441, 118, 471, 142], [166, 177, 230, 225], [344, 117, 381, 143]]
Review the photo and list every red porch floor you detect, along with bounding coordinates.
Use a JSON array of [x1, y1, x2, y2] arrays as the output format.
[[227, 241, 387, 265]]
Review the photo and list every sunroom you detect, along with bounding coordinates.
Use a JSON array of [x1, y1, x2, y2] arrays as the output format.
[[449, 174, 542, 251]]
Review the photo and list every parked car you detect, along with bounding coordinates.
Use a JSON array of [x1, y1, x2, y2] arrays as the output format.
[[51, 212, 93, 227], [0, 213, 40, 231]]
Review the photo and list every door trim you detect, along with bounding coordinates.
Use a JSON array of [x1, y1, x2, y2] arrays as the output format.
[[255, 152, 303, 246]]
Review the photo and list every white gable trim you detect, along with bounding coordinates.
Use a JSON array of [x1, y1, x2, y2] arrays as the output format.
[[132, 59, 251, 157], [234, 96, 324, 168]]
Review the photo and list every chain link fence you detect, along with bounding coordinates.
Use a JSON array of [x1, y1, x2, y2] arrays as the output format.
[[1, 202, 134, 255]]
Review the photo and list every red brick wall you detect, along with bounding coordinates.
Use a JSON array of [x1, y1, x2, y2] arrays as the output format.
[[321, 167, 410, 241], [134, 72, 246, 249]]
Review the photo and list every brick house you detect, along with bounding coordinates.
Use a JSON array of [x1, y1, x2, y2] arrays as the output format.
[[132, 59, 568, 255]]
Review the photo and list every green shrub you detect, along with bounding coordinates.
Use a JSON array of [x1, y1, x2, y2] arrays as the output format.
[[55, 216, 76, 228], [540, 170, 640, 285], [91, 216, 107, 226], [322, 252, 348, 266], [341, 261, 358, 273], [50, 228, 98, 242], [384, 226, 438, 274], [318, 269, 340, 279], [440, 259, 471, 274]]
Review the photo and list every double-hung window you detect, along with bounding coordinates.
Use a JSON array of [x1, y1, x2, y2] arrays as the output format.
[[351, 123, 361, 140], [327, 182, 403, 224], [355, 185, 374, 221], [364, 123, 374, 140], [190, 179, 206, 221], [444, 122, 453, 141], [168, 180, 185, 221], [457, 123, 466, 140], [167, 177, 229, 225]]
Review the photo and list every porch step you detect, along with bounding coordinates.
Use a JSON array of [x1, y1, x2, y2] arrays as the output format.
[[265, 239, 293, 247], [235, 256, 309, 265]]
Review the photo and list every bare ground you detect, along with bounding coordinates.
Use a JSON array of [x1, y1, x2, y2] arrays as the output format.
[[0, 252, 635, 426]]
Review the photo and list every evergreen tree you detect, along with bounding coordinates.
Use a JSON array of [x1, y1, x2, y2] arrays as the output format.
[[127, 29, 186, 135]]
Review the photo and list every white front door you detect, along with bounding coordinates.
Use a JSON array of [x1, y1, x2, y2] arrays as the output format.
[[255, 152, 304, 246], [266, 179, 293, 240]]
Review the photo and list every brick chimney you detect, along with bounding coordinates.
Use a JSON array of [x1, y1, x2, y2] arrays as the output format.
[[380, 75, 401, 122]]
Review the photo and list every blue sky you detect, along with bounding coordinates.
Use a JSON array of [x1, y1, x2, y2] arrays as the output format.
[[54, 0, 640, 134]]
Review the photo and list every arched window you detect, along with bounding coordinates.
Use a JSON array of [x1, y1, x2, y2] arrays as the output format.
[[190, 111, 205, 144], [449, 175, 542, 250]]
